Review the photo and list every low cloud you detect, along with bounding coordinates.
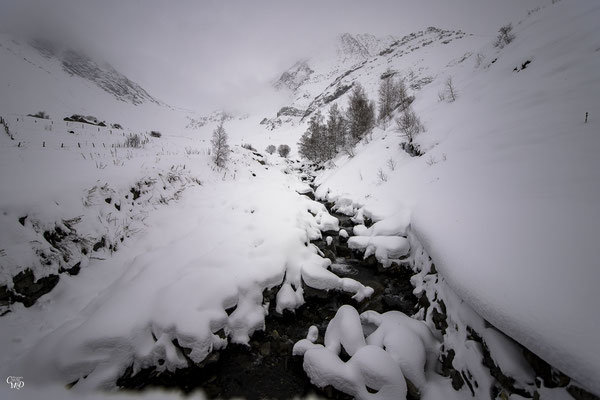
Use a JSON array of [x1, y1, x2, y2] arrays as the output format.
[[0, 0, 546, 112]]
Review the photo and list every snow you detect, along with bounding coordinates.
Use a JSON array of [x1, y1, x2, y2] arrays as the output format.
[[294, 305, 443, 400], [324, 305, 366, 356], [1, 0, 599, 397], [481, 327, 534, 384], [312, 0, 600, 395], [0, 385, 208, 400], [275, 282, 304, 314], [0, 117, 374, 392], [348, 236, 410, 267]]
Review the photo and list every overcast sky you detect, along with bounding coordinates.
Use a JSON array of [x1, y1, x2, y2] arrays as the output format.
[[1, 0, 547, 112]]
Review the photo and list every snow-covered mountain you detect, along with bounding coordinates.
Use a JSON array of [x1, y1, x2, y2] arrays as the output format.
[[1, 1, 599, 399], [265, 28, 474, 129], [0, 35, 193, 133], [273, 33, 396, 92], [28, 38, 160, 106]]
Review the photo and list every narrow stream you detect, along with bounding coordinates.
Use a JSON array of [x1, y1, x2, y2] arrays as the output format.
[[117, 168, 418, 399]]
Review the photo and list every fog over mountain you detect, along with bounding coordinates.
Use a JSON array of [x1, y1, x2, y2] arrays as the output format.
[[0, 0, 546, 112]]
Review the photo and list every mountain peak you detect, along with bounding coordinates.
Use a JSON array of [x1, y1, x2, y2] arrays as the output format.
[[336, 33, 397, 62], [28, 37, 160, 106]]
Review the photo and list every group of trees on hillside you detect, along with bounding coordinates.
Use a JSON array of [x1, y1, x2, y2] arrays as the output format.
[[298, 84, 376, 162], [211, 119, 291, 167], [265, 143, 290, 157], [298, 71, 421, 162], [214, 69, 436, 166]]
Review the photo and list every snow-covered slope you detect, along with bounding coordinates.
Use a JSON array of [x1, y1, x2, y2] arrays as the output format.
[[0, 35, 193, 133], [313, 0, 600, 395]]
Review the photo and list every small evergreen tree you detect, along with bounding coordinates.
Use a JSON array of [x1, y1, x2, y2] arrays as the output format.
[[346, 83, 375, 144], [298, 111, 326, 162], [211, 119, 230, 167]]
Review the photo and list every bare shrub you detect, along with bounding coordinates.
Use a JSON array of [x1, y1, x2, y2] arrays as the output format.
[[445, 76, 457, 102], [185, 147, 201, 155], [494, 24, 515, 48], [124, 133, 145, 148], [29, 111, 49, 119], [241, 143, 256, 151], [150, 131, 162, 138], [395, 107, 425, 143], [386, 157, 396, 171], [377, 168, 388, 183], [438, 90, 446, 102], [425, 155, 438, 166]]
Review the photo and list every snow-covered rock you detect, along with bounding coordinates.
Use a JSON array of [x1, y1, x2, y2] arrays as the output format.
[[294, 305, 439, 400]]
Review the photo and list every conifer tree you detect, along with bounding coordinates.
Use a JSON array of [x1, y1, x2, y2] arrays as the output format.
[[346, 83, 375, 143]]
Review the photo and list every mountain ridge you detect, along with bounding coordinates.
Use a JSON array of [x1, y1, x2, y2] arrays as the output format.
[[265, 27, 475, 130]]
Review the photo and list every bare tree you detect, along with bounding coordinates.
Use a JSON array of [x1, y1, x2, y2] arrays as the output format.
[[396, 107, 424, 144], [378, 74, 396, 129], [211, 119, 230, 167], [445, 76, 457, 102], [378, 73, 410, 128], [326, 103, 346, 156]]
